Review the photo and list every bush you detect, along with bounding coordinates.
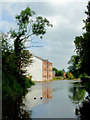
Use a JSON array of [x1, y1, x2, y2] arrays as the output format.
[[53, 76, 63, 80], [66, 72, 74, 79]]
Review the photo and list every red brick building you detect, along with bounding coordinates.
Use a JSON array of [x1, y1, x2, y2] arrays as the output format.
[[42, 60, 53, 81]]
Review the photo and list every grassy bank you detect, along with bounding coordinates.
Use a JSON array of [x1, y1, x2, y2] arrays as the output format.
[[52, 77, 80, 81], [52, 77, 63, 80]]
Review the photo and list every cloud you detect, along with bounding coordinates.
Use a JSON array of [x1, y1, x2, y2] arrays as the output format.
[[1, 3, 27, 18], [0, 21, 17, 32]]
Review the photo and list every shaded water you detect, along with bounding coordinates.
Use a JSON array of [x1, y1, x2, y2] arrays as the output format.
[[23, 80, 89, 118]]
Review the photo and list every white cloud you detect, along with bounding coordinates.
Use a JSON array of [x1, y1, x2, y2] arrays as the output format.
[[0, 21, 16, 32], [1, 3, 27, 18]]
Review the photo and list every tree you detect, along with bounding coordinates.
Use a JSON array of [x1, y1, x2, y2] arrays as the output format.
[[10, 7, 53, 75], [62, 69, 65, 73], [66, 72, 74, 79], [74, 1, 90, 76], [2, 6, 53, 97], [58, 70, 64, 76], [68, 55, 82, 78], [53, 67, 64, 76], [2, 7, 53, 119], [68, 1, 90, 76], [53, 67, 58, 76]]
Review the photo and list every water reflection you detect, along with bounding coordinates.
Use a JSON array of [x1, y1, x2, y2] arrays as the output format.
[[68, 81, 90, 120], [42, 82, 52, 104], [22, 80, 90, 118], [75, 94, 90, 120], [2, 97, 32, 120], [29, 80, 79, 118], [68, 82, 85, 104], [42, 82, 52, 99]]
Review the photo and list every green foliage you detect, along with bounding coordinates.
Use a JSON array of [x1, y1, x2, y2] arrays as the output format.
[[14, 7, 36, 36], [20, 50, 32, 67], [68, 1, 90, 77], [62, 69, 65, 73], [32, 16, 53, 38], [2, 72, 23, 102], [10, 7, 52, 39], [53, 76, 63, 80], [74, 2, 90, 75], [53, 67, 64, 77], [74, 32, 90, 75], [79, 73, 88, 78], [58, 70, 64, 76], [66, 72, 74, 79], [2, 33, 34, 100], [75, 95, 90, 120], [2, 33, 13, 53], [68, 55, 81, 78], [9, 7, 53, 74], [69, 82, 85, 104]]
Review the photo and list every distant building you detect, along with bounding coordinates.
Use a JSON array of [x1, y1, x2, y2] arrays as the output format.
[[52, 71, 55, 77], [24, 55, 53, 81], [64, 72, 66, 79]]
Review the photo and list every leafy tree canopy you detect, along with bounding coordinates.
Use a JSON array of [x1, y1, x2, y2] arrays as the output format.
[[68, 1, 90, 77], [53, 67, 64, 76]]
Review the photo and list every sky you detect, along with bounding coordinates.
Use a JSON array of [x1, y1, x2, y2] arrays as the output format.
[[0, 0, 89, 71]]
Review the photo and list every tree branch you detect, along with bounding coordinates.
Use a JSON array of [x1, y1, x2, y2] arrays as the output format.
[[20, 33, 34, 42]]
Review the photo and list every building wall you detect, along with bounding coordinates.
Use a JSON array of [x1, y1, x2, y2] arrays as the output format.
[[24, 56, 53, 81], [42, 61, 53, 81], [25, 56, 42, 81], [42, 61, 47, 81], [48, 62, 53, 80]]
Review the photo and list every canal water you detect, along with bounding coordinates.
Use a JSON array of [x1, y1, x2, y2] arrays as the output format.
[[23, 80, 88, 118]]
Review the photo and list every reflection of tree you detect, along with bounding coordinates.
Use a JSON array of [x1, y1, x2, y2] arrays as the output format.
[[75, 81, 90, 120], [2, 98, 32, 120], [69, 82, 90, 120], [75, 94, 90, 120], [68, 82, 85, 104]]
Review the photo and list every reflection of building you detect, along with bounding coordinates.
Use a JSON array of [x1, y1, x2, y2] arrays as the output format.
[[42, 88, 52, 99], [42, 82, 52, 104], [42, 82, 52, 99], [24, 55, 53, 81]]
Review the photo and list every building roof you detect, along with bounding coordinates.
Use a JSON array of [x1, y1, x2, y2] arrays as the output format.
[[33, 55, 52, 63], [34, 55, 44, 61]]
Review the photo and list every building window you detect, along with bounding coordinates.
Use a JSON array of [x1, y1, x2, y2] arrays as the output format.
[[43, 68, 47, 71], [43, 75, 47, 79]]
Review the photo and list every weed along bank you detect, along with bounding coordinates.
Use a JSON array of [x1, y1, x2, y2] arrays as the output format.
[[24, 55, 54, 81]]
